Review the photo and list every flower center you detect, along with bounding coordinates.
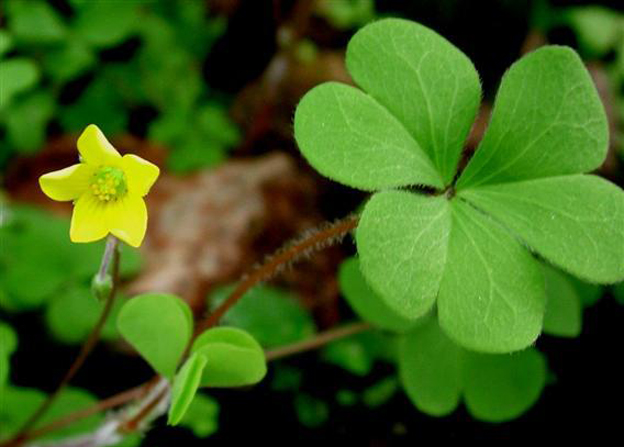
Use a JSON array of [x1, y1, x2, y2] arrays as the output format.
[[90, 166, 127, 202]]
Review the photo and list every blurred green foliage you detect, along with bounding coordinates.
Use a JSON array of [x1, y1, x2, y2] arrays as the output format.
[[0, 0, 240, 172], [0, 204, 141, 342], [209, 285, 316, 349]]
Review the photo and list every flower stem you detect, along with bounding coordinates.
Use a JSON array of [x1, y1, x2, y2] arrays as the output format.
[[18, 321, 371, 445], [9, 216, 360, 446], [4, 236, 121, 447]]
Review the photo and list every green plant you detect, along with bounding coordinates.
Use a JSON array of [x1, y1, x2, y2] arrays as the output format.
[[2, 16, 623, 446], [295, 18, 623, 352], [0, 0, 239, 172]]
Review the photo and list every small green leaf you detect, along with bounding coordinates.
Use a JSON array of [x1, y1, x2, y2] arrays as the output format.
[[346, 18, 481, 184], [294, 82, 443, 191], [457, 46, 608, 188], [0, 387, 46, 442], [72, 2, 139, 48], [6, 91, 55, 153], [356, 191, 451, 320], [317, 0, 376, 29], [191, 327, 267, 388], [463, 349, 547, 423], [38, 388, 102, 440], [43, 41, 95, 82], [542, 264, 582, 338], [117, 294, 193, 378], [294, 394, 329, 428], [322, 337, 375, 376], [6, 0, 67, 44], [438, 200, 545, 353], [178, 393, 219, 438], [209, 286, 315, 349], [338, 257, 415, 332], [459, 175, 624, 283], [0, 58, 39, 110], [59, 75, 128, 135], [271, 365, 303, 391], [168, 353, 208, 426], [566, 6, 624, 57], [399, 317, 462, 416], [166, 135, 227, 173], [0, 387, 102, 442], [362, 376, 399, 408], [322, 331, 397, 375], [46, 286, 122, 344]]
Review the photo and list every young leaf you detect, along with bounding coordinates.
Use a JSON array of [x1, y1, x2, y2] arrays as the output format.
[[437, 200, 545, 353], [338, 257, 415, 332], [294, 82, 443, 191], [457, 46, 608, 188], [542, 264, 582, 338], [356, 191, 451, 320], [117, 294, 193, 378], [346, 18, 481, 184], [463, 349, 547, 423], [459, 175, 624, 283], [168, 353, 208, 426], [399, 318, 463, 416], [191, 327, 266, 388]]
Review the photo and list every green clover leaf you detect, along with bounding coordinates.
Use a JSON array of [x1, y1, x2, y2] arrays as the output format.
[[294, 18, 623, 353], [399, 317, 547, 422]]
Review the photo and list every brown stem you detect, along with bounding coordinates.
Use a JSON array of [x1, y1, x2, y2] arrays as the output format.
[[4, 237, 121, 447], [265, 321, 371, 361], [196, 215, 358, 335], [11, 216, 359, 446], [24, 382, 151, 442]]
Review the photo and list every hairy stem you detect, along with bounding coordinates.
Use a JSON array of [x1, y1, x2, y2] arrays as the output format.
[[4, 236, 121, 447], [196, 215, 358, 335], [13, 216, 359, 446]]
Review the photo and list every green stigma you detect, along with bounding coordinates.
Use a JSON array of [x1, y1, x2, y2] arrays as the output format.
[[90, 166, 127, 202]]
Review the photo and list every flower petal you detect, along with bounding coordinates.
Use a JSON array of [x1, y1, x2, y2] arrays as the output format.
[[121, 154, 160, 197], [39, 164, 95, 202], [108, 193, 147, 248], [77, 124, 122, 166], [70, 193, 111, 243]]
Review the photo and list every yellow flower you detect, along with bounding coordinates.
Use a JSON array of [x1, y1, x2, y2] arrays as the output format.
[[39, 124, 160, 247]]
